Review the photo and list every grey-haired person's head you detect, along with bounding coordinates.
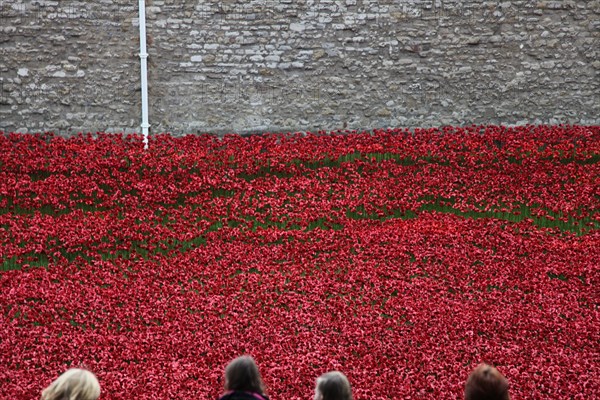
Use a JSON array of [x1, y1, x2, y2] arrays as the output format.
[[314, 371, 353, 400]]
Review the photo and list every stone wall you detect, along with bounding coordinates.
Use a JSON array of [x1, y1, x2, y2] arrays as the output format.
[[1, 0, 599, 134]]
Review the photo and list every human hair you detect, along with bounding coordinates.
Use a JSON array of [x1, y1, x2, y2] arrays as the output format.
[[314, 371, 353, 400], [465, 364, 510, 400], [41, 368, 100, 400], [224, 355, 266, 394]]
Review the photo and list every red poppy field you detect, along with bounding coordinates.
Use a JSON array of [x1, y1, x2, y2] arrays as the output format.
[[0, 125, 599, 399]]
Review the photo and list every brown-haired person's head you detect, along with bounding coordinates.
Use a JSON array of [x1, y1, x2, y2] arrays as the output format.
[[465, 363, 510, 400], [224, 355, 266, 394], [41, 368, 100, 400], [314, 371, 353, 400]]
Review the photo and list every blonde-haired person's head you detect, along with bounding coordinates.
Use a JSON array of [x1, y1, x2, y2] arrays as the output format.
[[314, 371, 353, 400], [41, 368, 100, 400]]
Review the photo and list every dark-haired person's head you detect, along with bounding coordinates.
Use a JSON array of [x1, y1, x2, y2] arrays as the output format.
[[314, 371, 353, 400], [224, 355, 266, 394], [465, 363, 510, 400]]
